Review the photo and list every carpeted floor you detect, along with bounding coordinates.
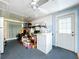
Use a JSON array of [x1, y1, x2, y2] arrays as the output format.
[[1, 40, 78, 59], [77, 53, 79, 59], [0, 54, 1, 59]]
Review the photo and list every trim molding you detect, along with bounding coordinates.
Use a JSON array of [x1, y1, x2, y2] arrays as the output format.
[[0, 0, 8, 5]]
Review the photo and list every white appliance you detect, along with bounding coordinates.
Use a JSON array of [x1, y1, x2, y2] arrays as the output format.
[[37, 33, 52, 54], [0, 17, 4, 53]]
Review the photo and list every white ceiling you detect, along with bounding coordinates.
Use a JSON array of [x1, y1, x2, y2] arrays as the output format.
[[0, 0, 79, 21], [39, 0, 79, 14]]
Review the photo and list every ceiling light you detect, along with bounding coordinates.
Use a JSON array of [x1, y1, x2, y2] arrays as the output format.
[[31, 5, 38, 10], [32, 6, 37, 9], [31, 0, 39, 10], [31, 1, 37, 5]]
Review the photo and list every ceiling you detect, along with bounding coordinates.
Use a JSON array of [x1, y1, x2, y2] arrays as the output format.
[[0, 0, 79, 21]]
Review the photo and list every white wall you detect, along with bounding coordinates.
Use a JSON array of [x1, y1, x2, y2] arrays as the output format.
[[4, 19, 22, 41], [32, 15, 52, 32], [39, 0, 78, 14], [77, 7, 79, 52], [32, 15, 56, 46], [32, 6, 79, 52], [53, 6, 79, 52], [0, 17, 4, 53]]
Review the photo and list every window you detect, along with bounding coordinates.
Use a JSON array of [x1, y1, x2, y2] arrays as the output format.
[[59, 17, 71, 33], [8, 22, 21, 38]]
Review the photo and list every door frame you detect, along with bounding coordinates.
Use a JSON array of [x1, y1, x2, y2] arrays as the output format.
[[55, 10, 78, 53], [0, 17, 4, 53]]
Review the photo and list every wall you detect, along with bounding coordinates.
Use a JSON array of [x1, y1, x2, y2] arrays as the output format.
[[52, 6, 79, 47], [32, 15, 55, 45], [4, 21, 9, 40], [0, 17, 4, 53], [32, 5, 79, 52], [4, 19, 22, 41], [8, 22, 22, 38], [77, 8, 79, 52], [52, 16, 56, 46], [53, 5, 79, 52], [32, 15, 52, 32]]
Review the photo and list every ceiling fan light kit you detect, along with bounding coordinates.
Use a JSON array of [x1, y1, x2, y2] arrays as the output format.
[[31, 0, 49, 10], [32, 0, 39, 2], [31, 0, 39, 10]]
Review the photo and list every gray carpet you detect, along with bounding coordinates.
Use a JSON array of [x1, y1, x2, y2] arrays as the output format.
[[1, 40, 78, 59], [0, 54, 1, 59]]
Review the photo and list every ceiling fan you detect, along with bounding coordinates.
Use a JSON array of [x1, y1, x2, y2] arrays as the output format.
[[31, 0, 48, 9]]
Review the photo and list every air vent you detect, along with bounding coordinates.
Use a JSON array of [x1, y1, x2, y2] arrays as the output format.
[[37, 0, 48, 7]]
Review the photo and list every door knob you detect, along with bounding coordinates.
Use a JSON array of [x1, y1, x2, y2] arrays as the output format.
[[72, 34, 74, 36], [72, 32, 74, 33]]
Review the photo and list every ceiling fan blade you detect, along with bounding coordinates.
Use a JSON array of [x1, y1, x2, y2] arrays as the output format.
[[37, 0, 48, 7]]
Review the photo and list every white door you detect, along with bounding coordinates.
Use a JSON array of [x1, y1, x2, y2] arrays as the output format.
[[0, 17, 4, 53], [56, 13, 75, 52]]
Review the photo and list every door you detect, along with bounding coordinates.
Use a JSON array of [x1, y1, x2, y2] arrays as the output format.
[[0, 17, 4, 53], [56, 13, 75, 52]]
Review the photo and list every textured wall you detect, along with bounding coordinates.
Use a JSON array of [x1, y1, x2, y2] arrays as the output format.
[[32, 6, 79, 52], [32, 15, 52, 32], [32, 15, 53, 45], [53, 6, 79, 52], [0, 17, 4, 53], [4, 19, 22, 41], [8, 22, 22, 39], [77, 8, 79, 52], [4, 21, 9, 39]]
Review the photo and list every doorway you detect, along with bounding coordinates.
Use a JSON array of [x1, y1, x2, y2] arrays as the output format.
[[56, 13, 75, 52]]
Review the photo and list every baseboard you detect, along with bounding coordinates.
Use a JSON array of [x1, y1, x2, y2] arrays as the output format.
[[6, 37, 17, 41]]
